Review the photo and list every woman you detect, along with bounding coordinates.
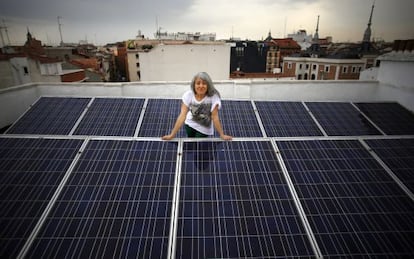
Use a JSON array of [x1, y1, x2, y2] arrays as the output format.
[[162, 72, 232, 140]]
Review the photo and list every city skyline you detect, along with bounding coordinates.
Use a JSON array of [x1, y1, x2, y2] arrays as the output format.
[[1, 0, 413, 46]]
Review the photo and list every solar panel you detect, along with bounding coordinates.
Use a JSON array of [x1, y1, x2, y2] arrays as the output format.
[[306, 102, 382, 136], [355, 102, 414, 135], [255, 101, 323, 137], [138, 99, 186, 138], [2, 95, 414, 258], [73, 98, 145, 136], [6, 97, 91, 135], [276, 139, 414, 257], [214, 100, 263, 137], [176, 141, 316, 258], [0, 137, 84, 259], [365, 138, 414, 193], [25, 140, 178, 259]]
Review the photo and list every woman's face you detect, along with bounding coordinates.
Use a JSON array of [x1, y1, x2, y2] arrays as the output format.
[[194, 77, 208, 96]]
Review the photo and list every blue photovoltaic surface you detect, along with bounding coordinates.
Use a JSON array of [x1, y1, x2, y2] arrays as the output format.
[[74, 98, 145, 136], [138, 99, 186, 137], [255, 101, 323, 137], [0, 137, 84, 259], [6, 97, 91, 135], [365, 138, 414, 193], [26, 140, 177, 259], [176, 141, 315, 258], [306, 102, 381, 136], [355, 102, 414, 135], [214, 100, 263, 137], [277, 139, 414, 257]]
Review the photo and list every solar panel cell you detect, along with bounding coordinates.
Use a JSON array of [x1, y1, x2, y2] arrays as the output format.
[[74, 98, 144, 136], [356, 102, 414, 135], [6, 97, 90, 135], [365, 138, 414, 193], [306, 102, 381, 136], [176, 141, 315, 258], [215, 100, 263, 137], [138, 99, 186, 137], [277, 139, 414, 257], [0, 137, 84, 259], [25, 140, 177, 259], [255, 101, 323, 137]]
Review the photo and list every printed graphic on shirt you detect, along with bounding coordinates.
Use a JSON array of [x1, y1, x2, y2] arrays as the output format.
[[190, 102, 212, 127]]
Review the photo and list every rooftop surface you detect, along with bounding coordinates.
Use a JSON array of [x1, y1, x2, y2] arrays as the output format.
[[1, 52, 414, 258]]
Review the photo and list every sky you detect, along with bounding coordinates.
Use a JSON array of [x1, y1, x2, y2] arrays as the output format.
[[0, 0, 413, 46]]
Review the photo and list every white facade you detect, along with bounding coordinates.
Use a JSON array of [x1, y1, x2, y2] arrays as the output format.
[[154, 32, 216, 41], [138, 44, 230, 81], [127, 51, 142, 82], [377, 51, 414, 89], [9, 57, 32, 86]]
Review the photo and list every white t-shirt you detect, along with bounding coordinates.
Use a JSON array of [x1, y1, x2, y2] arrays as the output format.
[[182, 90, 221, 135]]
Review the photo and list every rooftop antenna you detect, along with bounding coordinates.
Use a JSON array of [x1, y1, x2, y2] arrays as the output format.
[[0, 19, 10, 47], [0, 25, 5, 47], [57, 16, 64, 46]]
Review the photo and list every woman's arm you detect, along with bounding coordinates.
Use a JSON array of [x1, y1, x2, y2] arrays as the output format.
[[162, 103, 188, 140], [211, 105, 233, 140]]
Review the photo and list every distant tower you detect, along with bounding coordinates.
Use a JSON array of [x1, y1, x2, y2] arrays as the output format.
[[308, 15, 321, 57], [362, 2, 375, 52], [265, 30, 272, 41], [313, 15, 320, 43]]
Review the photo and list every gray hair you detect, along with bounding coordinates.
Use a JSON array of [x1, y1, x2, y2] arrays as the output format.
[[190, 72, 221, 97]]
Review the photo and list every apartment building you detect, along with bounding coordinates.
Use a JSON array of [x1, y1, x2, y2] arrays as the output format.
[[282, 57, 365, 80]]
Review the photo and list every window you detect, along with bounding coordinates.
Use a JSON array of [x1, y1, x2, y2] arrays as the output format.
[[324, 65, 330, 73], [312, 64, 317, 70], [358, 66, 362, 72], [287, 62, 292, 69], [23, 66, 29, 74], [299, 64, 303, 69], [136, 63, 140, 68], [306, 64, 309, 69], [352, 66, 357, 73], [342, 66, 348, 73], [135, 53, 139, 59]]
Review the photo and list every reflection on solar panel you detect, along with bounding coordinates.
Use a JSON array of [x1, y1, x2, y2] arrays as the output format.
[[25, 140, 178, 259], [356, 102, 414, 135], [6, 97, 90, 135], [176, 141, 315, 258], [138, 99, 186, 137], [216, 100, 263, 137], [365, 138, 414, 193], [277, 139, 414, 257], [0, 137, 84, 259], [306, 102, 381, 136], [255, 101, 323, 137], [73, 98, 144, 136]]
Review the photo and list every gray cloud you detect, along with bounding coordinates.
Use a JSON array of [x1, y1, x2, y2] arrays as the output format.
[[1, 0, 413, 45]]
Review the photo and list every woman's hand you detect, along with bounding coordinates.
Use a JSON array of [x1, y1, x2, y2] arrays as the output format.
[[161, 134, 174, 140], [220, 134, 233, 141]]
